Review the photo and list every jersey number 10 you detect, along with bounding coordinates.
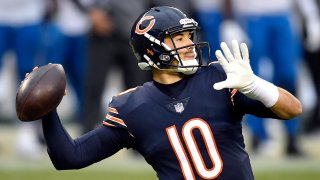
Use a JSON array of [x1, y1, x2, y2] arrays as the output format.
[[166, 118, 223, 180]]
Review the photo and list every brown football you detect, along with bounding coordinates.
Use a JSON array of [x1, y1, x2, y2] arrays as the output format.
[[15, 64, 66, 121]]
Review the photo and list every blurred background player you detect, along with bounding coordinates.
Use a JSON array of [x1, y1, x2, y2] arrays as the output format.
[[189, 0, 224, 60], [43, 0, 91, 128], [224, 0, 305, 156], [0, 0, 46, 159], [81, 0, 152, 133], [299, 0, 320, 135], [151, 0, 193, 17]]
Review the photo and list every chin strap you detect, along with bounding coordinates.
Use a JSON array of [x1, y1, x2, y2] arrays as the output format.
[[177, 59, 199, 75]]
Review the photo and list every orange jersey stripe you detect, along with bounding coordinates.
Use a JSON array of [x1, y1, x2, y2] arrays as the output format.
[[108, 107, 119, 114], [102, 121, 116, 127], [231, 89, 238, 97], [230, 89, 238, 106], [117, 87, 137, 96], [208, 61, 219, 66], [105, 114, 126, 127], [103, 120, 135, 138]]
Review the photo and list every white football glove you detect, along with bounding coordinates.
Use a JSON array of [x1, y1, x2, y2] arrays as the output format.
[[213, 40, 279, 107], [213, 40, 254, 91]]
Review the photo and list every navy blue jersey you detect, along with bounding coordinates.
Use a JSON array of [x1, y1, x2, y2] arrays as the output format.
[[103, 63, 279, 180]]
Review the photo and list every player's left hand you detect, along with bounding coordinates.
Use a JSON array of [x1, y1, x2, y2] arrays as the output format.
[[213, 40, 254, 91]]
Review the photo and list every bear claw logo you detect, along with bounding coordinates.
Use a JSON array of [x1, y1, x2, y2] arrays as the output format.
[[135, 16, 155, 35]]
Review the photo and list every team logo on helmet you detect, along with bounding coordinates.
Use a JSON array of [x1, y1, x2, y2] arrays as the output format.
[[135, 16, 155, 35]]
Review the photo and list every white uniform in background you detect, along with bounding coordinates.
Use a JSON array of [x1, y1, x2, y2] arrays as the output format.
[[0, 0, 46, 160], [232, 0, 292, 15], [54, 0, 90, 36], [0, 0, 45, 26]]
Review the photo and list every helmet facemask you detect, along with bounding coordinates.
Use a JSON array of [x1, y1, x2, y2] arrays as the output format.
[[159, 42, 199, 75], [159, 22, 211, 75]]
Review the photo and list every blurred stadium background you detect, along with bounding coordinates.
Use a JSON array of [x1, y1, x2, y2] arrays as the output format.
[[1, 51, 320, 180], [1, 0, 320, 178]]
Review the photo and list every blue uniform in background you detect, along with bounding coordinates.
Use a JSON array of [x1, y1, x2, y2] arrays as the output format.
[[0, 24, 42, 81], [237, 12, 300, 147], [0, 0, 45, 81]]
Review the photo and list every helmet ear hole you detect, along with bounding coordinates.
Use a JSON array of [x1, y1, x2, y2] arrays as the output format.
[[159, 54, 171, 62]]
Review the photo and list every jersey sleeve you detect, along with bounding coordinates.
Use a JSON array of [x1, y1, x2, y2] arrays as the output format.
[[103, 96, 135, 137], [230, 89, 282, 119], [42, 110, 134, 170], [103, 106, 128, 129], [208, 62, 282, 119]]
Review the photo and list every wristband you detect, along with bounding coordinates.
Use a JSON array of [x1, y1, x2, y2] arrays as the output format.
[[239, 75, 279, 107]]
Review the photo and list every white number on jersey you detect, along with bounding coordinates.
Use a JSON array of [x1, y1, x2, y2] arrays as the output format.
[[166, 118, 223, 180]]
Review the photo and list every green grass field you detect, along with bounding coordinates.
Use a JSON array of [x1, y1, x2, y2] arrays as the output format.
[[0, 169, 156, 180], [1, 151, 320, 180], [254, 171, 320, 180], [1, 168, 320, 180], [1, 125, 320, 180], [1, 150, 320, 180]]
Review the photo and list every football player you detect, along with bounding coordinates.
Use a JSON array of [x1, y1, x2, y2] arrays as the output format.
[[41, 6, 301, 180]]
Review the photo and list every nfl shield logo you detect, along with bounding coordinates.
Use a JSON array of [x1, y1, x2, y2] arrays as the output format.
[[174, 103, 184, 113], [166, 97, 189, 114]]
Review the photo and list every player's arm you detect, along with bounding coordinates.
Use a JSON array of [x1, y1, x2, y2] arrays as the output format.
[[42, 109, 134, 170], [213, 40, 302, 119], [269, 87, 302, 119]]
